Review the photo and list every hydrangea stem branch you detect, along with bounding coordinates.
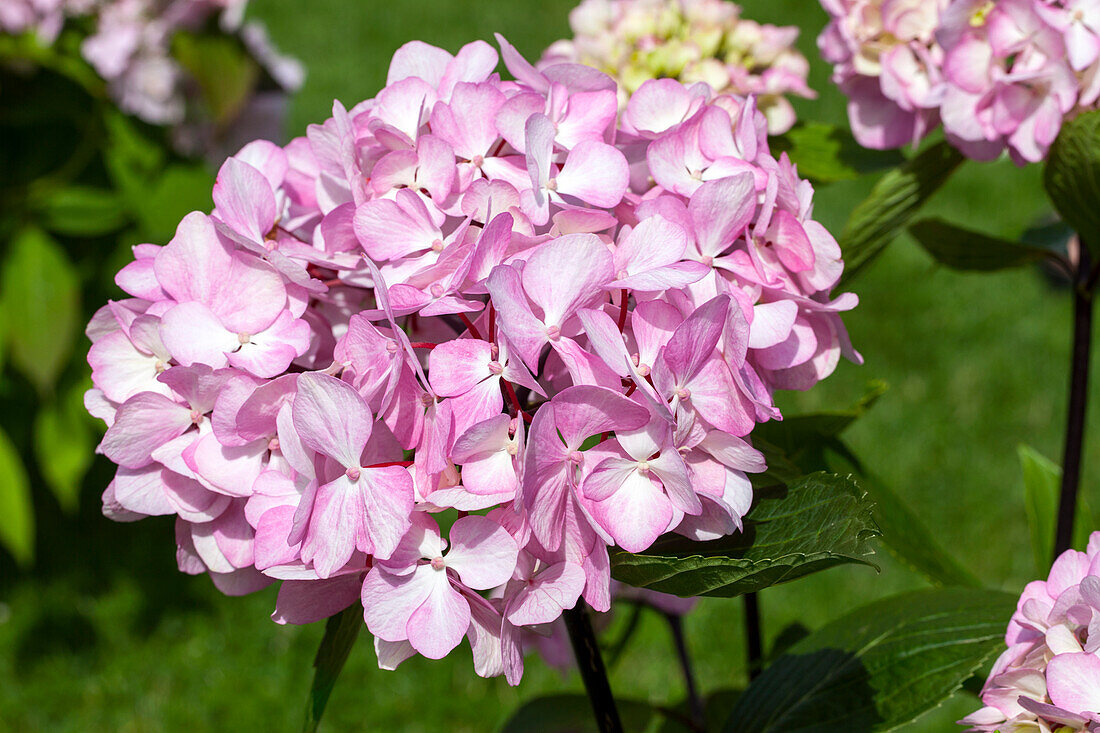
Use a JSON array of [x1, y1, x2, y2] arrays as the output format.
[[744, 592, 763, 680], [563, 604, 623, 733], [665, 612, 705, 731], [1055, 249, 1095, 556]]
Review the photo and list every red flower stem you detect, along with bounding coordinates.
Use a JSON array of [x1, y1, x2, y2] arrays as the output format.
[[502, 379, 529, 424], [364, 460, 414, 468], [457, 312, 483, 340], [409, 342, 437, 350], [488, 303, 496, 342], [617, 289, 629, 333]]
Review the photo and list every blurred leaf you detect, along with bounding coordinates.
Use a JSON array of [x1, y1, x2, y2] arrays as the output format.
[[839, 141, 964, 286], [173, 32, 260, 126], [1044, 109, 1100, 252], [0, 227, 80, 394], [131, 163, 214, 243], [35, 186, 129, 237], [0, 424, 34, 567], [771, 123, 904, 185], [909, 218, 1054, 272], [34, 380, 96, 513], [609, 473, 880, 598], [103, 110, 166, 198], [500, 694, 660, 733], [303, 605, 362, 733], [1019, 444, 1094, 572], [756, 385, 979, 589], [722, 588, 1017, 732]]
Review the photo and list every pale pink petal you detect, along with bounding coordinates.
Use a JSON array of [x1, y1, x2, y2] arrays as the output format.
[[445, 515, 519, 590], [272, 575, 363, 625], [407, 571, 471, 659], [292, 372, 372, 468]]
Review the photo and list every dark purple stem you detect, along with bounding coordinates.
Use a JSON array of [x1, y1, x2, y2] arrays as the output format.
[[744, 592, 763, 680], [563, 604, 623, 733], [1055, 246, 1094, 556]]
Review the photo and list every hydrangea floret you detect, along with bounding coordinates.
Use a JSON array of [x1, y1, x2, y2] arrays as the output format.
[[541, 0, 816, 134], [818, 0, 1100, 163], [86, 35, 858, 682], [963, 532, 1100, 732]]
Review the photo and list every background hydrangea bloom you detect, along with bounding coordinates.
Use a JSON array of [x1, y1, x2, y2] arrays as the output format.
[[1, 0, 304, 156], [86, 35, 858, 683], [541, 0, 816, 134], [818, 0, 1100, 163]]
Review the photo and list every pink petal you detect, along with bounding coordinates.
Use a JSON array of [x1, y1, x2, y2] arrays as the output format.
[[159, 302, 237, 369], [506, 562, 585, 626], [100, 393, 193, 469], [589, 469, 673, 552], [213, 158, 276, 244], [362, 565, 436, 641], [292, 372, 372, 468], [444, 515, 519, 590], [555, 141, 629, 208], [272, 575, 362, 625], [407, 571, 470, 659], [1047, 652, 1100, 713], [301, 475, 364, 579], [553, 385, 650, 448], [428, 339, 493, 397], [359, 465, 415, 560], [689, 174, 756, 258], [522, 233, 614, 328]]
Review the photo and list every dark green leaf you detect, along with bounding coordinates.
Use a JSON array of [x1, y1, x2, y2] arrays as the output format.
[[771, 123, 905, 185], [909, 218, 1054, 272], [839, 141, 964, 286], [499, 694, 660, 733], [1019, 444, 1094, 572], [0, 424, 33, 567], [303, 605, 362, 733], [723, 588, 1017, 732], [610, 473, 880, 598], [1044, 109, 1100, 252], [103, 110, 166, 199], [173, 32, 260, 126], [34, 380, 97, 513], [0, 227, 80, 394], [35, 186, 129, 237]]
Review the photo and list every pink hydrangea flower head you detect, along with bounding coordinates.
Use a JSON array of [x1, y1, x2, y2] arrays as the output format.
[[86, 35, 858, 684], [962, 532, 1100, 731]]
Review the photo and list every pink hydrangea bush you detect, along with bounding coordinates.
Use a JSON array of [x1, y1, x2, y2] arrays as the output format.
[[818, 0, 1100, 164], [541, 0, 816, 134], [963, 532, 1100, 731], [2, 0, 302, 152], [86, 36, 859, 682]]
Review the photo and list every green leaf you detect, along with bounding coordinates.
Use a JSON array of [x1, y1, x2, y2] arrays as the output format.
[[722, 588, 1017, 732], [908, 218, 1054, 272], [303, 605, 362, 733], [609, 473, 880, 598], [858, 472, 980, 588], [755, 385, 978, 588], [103, 110, 166, 199], [34, 380, 96, 513], [839, 141, 964, 286], [771, 123, 905, 185], [35, 185, 129, 237], [1018, 444, 1094, 572], [1044, 109, 1100, 252], [172, 32, 261, 126], [0, 227, 80, 394], [499, 694, 662, 733], [0, 424, 34, 567], [131, 163, 215, 243]]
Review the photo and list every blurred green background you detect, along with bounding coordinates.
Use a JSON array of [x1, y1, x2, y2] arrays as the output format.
[[1, 1, 1092, 730]]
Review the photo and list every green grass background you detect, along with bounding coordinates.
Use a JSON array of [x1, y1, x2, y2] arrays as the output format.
[[2, 0, 1096, 730]]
